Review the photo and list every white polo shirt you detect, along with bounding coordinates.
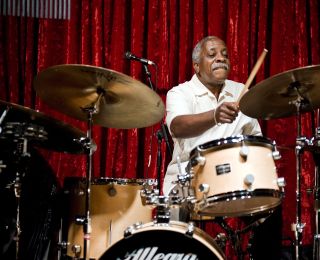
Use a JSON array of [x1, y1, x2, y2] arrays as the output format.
[[164, 74, 262, 195]]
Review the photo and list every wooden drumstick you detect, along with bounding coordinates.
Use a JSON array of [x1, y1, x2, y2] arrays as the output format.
[[237, 48, 268, 103]]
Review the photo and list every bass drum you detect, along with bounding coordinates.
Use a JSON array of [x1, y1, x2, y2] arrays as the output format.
[[99, 221, 226, 260], [63, 177, 156, 259]]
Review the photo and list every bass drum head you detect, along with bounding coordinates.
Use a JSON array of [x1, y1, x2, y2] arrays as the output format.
[[99, 221, 225, 260]]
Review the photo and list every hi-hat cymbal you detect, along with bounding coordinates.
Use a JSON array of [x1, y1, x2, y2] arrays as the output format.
[[239, 65, 320, 119], [33, 64, 165, 129], [0, 100, 88, 154]]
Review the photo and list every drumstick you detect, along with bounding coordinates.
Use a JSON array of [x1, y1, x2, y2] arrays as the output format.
[[237, 48, 268, 103]]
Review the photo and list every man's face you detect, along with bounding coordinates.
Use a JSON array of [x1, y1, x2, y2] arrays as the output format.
[[194, 39, 230, 85]]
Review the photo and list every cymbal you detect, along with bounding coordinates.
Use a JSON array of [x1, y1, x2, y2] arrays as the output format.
[[0, 100, 88, 154], [239, 65, 320, 119], [33, 64, 165, 129]]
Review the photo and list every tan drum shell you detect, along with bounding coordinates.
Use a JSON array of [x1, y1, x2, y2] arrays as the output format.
[[64, 178, 155, 259], [190, 136, 282, 217]]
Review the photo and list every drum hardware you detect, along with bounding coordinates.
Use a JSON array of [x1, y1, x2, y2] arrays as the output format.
[[156, 129, 164, 192], [290, 83, 311, 260], [75, 103, 98, 260], [239, 141, 249, 159], [56, 240, 70, 259], [141, 190, 181, 224], [214, 215, 270, 260], [214, 233, 227, 253], [71, 244, 82, 259], [0, 160, 6, 173], [272, 140, 282, 160], [0, 106, 9, 131], [0, 120, 48, 260], [0, 107, 9, 170], [313, 123, 320, 260]]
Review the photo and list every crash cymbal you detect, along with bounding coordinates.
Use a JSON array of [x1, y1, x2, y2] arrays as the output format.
[[33, 64, 165, 129], [0, 100, 88, 154], [239, 65, 320, 119]]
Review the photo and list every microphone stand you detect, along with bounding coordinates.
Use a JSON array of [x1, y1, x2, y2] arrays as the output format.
[[156, 130, 163, 192], [142, 64, 172, 192]]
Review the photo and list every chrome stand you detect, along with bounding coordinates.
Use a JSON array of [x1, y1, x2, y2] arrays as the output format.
[[290, 84, 309, 260], [75, 96, 100, 260], [313, 113, 320, 260]]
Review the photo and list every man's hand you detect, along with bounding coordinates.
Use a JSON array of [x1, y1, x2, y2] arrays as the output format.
[[214, 102, 239, 124]]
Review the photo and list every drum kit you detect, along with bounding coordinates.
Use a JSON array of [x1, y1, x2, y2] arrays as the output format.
[[1, 63, 320, 260]]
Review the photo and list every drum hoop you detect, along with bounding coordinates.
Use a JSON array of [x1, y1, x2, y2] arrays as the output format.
[[200, 189, 283, 203], [92, 177, 157, 186], [63, 177, 157, 187], [190, 135, 274, 157], [122, 220, 226, 257], [195, 189, 283, 216]]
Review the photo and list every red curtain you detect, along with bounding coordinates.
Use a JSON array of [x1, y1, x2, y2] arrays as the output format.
[[1, 0, 320, 258]]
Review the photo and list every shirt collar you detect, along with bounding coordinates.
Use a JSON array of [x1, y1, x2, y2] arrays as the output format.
[[190, 74, 235, 99]]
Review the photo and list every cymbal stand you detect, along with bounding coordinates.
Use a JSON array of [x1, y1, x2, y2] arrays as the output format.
[[77, 96, 101, 260], [290, 83, 309, 260], [214, 217, 265, 260], [313, 110, 320, 260], [13, 138, 30, 260]]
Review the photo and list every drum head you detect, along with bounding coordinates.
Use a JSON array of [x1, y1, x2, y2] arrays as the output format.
[[99, 221, 225, 260]]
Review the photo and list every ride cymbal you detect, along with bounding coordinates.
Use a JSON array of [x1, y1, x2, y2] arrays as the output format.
[[239, 65, 320, 119], [33, 64, 165, 129], [0, 100, 88, 154]]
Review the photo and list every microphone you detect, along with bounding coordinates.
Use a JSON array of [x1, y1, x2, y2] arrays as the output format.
[[124, 51, 155, 65]]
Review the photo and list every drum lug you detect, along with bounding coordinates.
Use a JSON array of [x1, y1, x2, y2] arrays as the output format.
[[198, 184, 210, 207], [124, 222, 143, 238], [71, 244, 82, 259], [56, 240, 70, 251], [74, 216, 85, 225], [185, 222, 195, 237], [277, 177, 286, 189], [195, 155, 206, 166], [272, 141, 282, 160], [198, 183, 210, 194], [240, 143, 249, 159], [244, 174, 255, 187], [214, 233, 227, 251]]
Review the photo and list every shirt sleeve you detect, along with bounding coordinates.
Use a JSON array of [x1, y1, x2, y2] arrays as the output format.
[[242, 117, 263, 136], [165, 86, 193, 133]]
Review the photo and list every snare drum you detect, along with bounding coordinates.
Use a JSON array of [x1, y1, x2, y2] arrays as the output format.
[[189, 135, 284, 217], [99, 221, 226, 259], [63, 177, 156, 259]]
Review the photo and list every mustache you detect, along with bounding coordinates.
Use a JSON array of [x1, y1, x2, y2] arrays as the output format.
[[211, 63, 229, 70]]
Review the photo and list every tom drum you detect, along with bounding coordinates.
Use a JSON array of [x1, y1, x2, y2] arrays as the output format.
[[189, 135, 284, 217], [63, 177, 156, 259]]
